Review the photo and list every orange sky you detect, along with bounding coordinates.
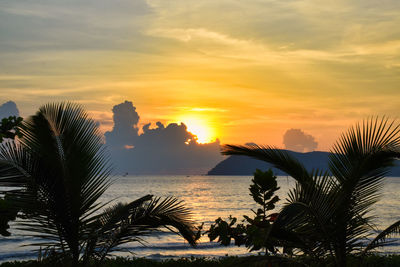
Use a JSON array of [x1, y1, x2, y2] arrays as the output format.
[[1, 0, 400, 151]]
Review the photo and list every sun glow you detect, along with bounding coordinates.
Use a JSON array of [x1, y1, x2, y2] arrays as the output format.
[[178, 116, 216, 144]]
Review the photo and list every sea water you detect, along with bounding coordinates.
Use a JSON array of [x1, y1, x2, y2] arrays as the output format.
[[1, 176, 399, 262]]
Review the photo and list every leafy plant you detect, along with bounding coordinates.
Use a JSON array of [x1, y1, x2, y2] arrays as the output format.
[[206, 169, 283, 254], [0, 193, 18, 236], [0, 116, 23, 143], [0, 103, 196, 264], [222, 117, 400, 266], [0, 115, 23, 236]]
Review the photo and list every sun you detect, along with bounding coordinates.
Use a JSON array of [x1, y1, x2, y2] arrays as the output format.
[[178, 116, 216, 144]]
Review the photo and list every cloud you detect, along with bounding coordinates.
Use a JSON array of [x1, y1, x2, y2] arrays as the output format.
[[105, 101, 140, 148], [283, 129, 318, 153], [104, 101, 222, 174], [0, 101, 19, 119]]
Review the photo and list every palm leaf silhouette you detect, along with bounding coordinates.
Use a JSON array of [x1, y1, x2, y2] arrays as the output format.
[[222, 117, 400, 266], [0, 102, 196, 263]]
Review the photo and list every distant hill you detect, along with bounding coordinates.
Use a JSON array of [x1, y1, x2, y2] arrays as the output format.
[[207, 150, 400, 177]]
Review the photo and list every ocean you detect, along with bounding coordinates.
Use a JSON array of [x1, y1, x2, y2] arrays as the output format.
[[1, 175, 399, 262]]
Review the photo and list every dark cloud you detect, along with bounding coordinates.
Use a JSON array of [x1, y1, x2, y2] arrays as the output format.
[[283, 128, 318, 153], [0, 101, 19, 119], [105, 101, 222, 174], [105, 101, 140, 149]]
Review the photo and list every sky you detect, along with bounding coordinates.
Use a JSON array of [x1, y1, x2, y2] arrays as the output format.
[[1, 0, 400, 151]]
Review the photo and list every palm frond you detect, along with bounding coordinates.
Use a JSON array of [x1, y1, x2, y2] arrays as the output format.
[[330, 117, 400, 184], [327, 117, 400, 254], [0, 102, 113, 260], [86, 195, 196, 261], [275, 171, 340, 255], [0, 141, 32, 187], [222, 144, 311, 185], [363, 220, 400, 253]]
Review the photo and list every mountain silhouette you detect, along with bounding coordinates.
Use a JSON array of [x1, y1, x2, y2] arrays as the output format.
[[208, 150, 400, 177]]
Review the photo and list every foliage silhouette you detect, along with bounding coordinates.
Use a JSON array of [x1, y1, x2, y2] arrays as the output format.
[[0, 103, 196, 264], [0, 116, 23, 236], [222, 117, 400, 266], [0, 193, 18, 236], [0, 116, 23, 143], [206, 169, 288, 254]]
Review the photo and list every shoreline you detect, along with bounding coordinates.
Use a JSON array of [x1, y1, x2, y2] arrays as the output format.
[[1, 254, 400, 267]]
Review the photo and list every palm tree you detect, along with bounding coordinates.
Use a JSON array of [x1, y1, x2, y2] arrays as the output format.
[[222, 117, 400, 266], [0, 103, 196, 264]]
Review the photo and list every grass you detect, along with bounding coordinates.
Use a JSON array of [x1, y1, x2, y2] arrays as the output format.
[[1, 255, 400, 267]]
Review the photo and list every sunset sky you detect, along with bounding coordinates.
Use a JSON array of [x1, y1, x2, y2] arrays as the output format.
[[1, 0, 399, 150]]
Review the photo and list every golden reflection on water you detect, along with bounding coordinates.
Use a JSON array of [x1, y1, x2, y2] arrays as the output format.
[[1, 175, 399, 261]]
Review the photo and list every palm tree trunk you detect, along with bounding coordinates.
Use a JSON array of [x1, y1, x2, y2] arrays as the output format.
[[336, 250, 346, 267], [72, 246, 80, 266], [334, 235, 347, 267]]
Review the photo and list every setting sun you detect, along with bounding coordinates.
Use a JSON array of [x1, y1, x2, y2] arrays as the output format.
[[178, 116, 216, 144]]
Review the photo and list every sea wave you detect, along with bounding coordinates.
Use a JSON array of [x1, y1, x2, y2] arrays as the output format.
[[1, 175, 399, 262]]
